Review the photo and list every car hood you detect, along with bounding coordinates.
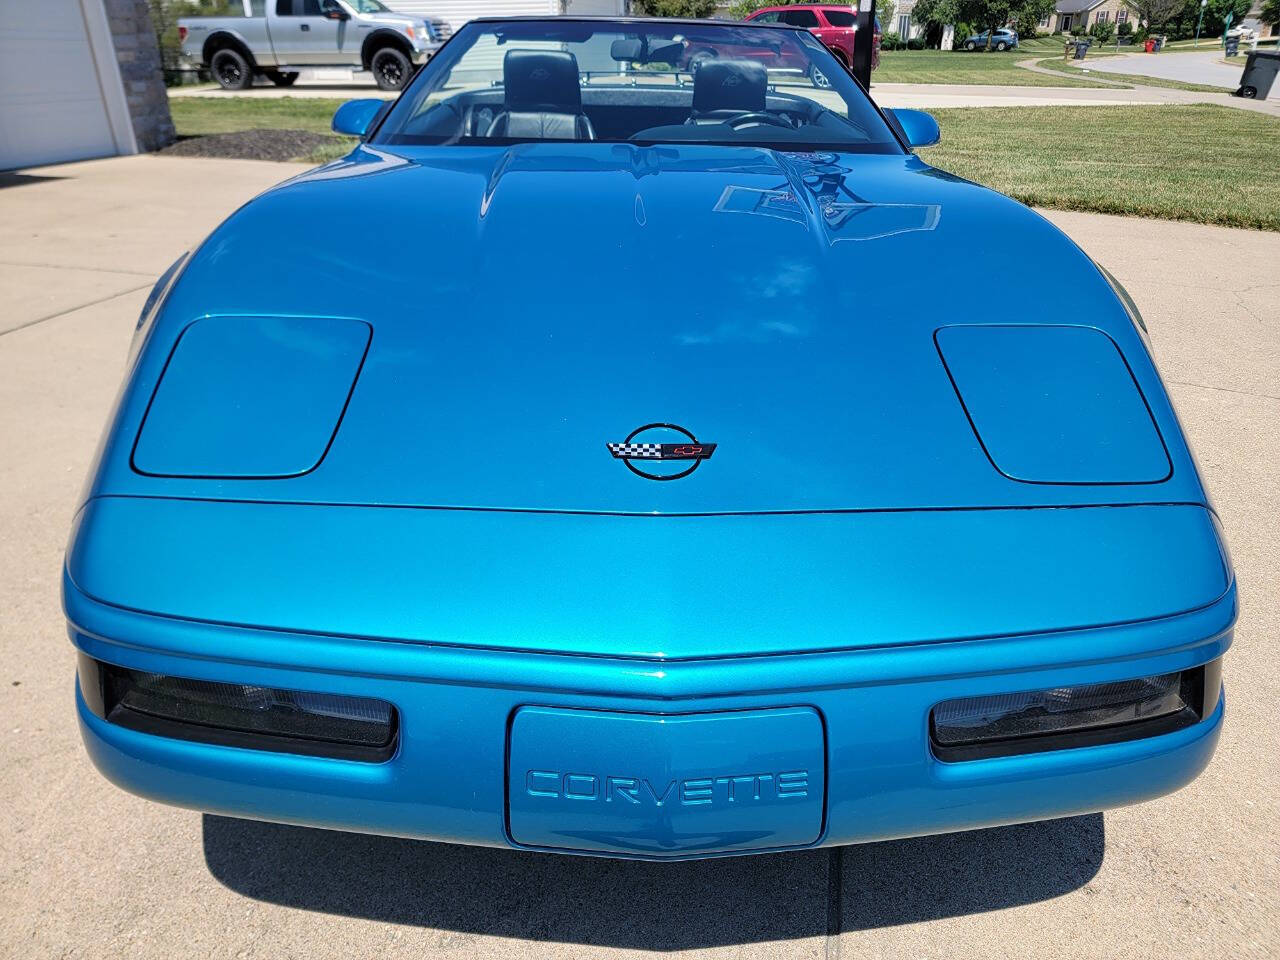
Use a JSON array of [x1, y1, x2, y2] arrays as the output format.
[[102, 142, 1201, 515], [365, 12, 425, 27]]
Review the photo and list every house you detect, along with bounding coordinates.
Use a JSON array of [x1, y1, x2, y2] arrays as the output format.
[[1044, 0, 1133, 34], [887, 0, 928, 40], [0, 0, 172, 171]]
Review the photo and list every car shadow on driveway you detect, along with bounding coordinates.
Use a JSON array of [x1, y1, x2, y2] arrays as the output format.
[[202, 812, 1103, 948], [0, 172, 68, 190]]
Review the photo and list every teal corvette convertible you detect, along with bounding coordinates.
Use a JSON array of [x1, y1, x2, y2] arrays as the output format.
[[66, 17, 1234, 860]]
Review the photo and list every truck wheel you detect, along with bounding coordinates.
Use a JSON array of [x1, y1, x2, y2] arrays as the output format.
[[371, 47, 411, 90], [211, 48, 252, 90], [266, 70, 299, 87], [808, 63, 832, 88]]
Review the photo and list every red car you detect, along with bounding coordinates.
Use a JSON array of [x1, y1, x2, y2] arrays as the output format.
[[744, 4, 880, 85]]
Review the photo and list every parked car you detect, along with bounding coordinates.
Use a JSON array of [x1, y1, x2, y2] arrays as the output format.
[[70, 16, 1233, 862], [959, 28, 1019, 50], [743, 5, 880, 85], [179, 0, 452, 91]]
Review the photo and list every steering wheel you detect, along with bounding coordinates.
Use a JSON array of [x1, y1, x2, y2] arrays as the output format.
[[727, 111, 793, 130]]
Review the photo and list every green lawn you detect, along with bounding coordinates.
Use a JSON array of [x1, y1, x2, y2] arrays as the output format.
[[874, 48, 1116, 86], [1033, 55, 1232, 92], [168, 96, 357, 162], [919, 104, 1280, 231], [169, 96, 352, 136]]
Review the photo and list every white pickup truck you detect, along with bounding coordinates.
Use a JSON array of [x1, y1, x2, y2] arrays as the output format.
[[179, 0, 452, 91]]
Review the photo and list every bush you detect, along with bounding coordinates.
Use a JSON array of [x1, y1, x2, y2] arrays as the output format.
[[1117, 20, 1134, 35], [726, 0, 769, 18], [632, 0, 716, 16], [881, 30, 902, 49], [1089, 18, 1116, 42], [906, 36, 927, 48], [952, 21, 973, 45]]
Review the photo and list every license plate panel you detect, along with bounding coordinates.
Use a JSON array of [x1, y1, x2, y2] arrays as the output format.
[[507, 706, 826, 858]]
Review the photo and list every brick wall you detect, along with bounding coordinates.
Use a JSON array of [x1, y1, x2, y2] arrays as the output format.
[[103, 0, 175, 152]]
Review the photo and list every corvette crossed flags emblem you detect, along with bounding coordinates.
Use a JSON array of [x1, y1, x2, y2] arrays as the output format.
[[607, 423, 716, 481], [606, 441, 716, 461]]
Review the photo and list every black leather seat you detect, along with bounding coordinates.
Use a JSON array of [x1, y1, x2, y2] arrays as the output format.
[[486, 50, 595, 141], [687, 59, 768, 124]]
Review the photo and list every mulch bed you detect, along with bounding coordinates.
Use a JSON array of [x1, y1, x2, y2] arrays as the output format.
[[160, 129, 342, 162]]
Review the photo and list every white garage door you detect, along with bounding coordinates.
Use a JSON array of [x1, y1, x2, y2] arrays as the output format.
[[0, 0, 132, 170]]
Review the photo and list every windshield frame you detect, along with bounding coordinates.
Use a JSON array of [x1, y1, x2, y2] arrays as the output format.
[[368, 17, 908, 155]]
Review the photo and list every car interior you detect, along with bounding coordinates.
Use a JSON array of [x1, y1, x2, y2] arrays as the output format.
[[382, 35, 895, 150]]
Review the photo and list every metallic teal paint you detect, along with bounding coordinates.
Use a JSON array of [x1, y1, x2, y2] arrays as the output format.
[[67, 104, 1234, 857]]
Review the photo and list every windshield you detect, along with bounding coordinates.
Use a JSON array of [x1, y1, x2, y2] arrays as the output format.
[[374, 19, 902, 153], [346, 0, 389, 11]]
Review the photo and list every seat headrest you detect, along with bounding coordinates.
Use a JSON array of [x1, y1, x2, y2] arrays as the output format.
[[503, 50, 582, 113], [692, 59, 767, 114]]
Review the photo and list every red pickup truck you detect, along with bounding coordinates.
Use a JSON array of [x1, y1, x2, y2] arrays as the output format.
[[745, 4, 881, 84]]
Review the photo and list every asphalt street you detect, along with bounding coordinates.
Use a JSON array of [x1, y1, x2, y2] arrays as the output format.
[[1, 155, 1277, 959], [1094, 48, 1259, 90]]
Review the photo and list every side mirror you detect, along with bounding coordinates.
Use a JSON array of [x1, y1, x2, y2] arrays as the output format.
[[322, 1, 349, 20], [333, 98, 385, 138], [888, 108, 940, 148]]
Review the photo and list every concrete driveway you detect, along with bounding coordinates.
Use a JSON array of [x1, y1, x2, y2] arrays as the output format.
[[1, 155, 1277, 960]]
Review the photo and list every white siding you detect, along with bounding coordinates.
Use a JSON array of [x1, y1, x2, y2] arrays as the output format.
[[387, 0, 628, 79], [387, 0, 561, 34]]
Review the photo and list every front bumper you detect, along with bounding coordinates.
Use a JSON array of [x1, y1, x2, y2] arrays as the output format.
[[67, 572, 1233, 860], [410, 42, 442, 64]]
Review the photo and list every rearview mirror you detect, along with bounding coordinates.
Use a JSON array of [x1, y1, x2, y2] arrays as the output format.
[[332, 98, 386, 138], [888, 108, 940, 148], [610, 38, 643, 62], [609, 37, 686, 64]]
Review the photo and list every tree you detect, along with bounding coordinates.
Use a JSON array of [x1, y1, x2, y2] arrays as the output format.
[[1206, 0, 1252, 31], [634, 0, 718, 16], [1121, 0, 1185, 29], [1263, 0, 1280, 28], [727, 0, 858, 18], [913, 0, 1051, 47], [910, 0, 963, 34], [149, 0, 239, 76]]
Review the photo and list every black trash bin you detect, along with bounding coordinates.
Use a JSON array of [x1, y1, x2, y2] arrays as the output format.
[[1073, 40, 1090, 59], [1236, 50, 1280, 99], [1225, 36, 1240, 57]]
